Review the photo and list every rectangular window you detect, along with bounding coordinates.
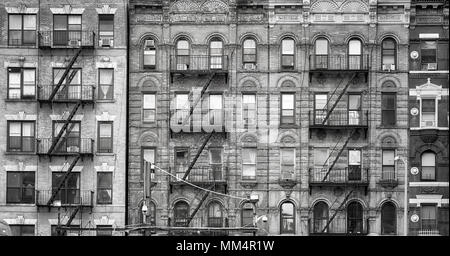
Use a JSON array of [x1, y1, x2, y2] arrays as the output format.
[[175, 93, 190, 125], [7, 172, 35, 204], [7, 121, 35, 152], [209, 94, 222, 125], [314, 94, 328, 125], [10, 225, 35, 236], [313, 148, 329, 181], [421, 152, 436, 181], [174, 149, 188, 179], [99, 15, 114, 46], [281, 93, 295, 125], [281, 39, 295, 69], [53, 15, 82, 46], [53, 68, 81, 100], [422, 205, 437, 230], [8, 68, 36, 99], [242, 94, 256, 128], [96, 225, 113, 236], [51, 225, 80, 236], [98, 69, 114, 100], [52, 121, 80, 153], [52, 172, 80, 205], [98, 122, 113, 153], [209, 148, 223, 180], [8, 14, 36, 46], [348, 94, 361, 125], [242, 148, 257, 180], [382, 93, 396, 126], [97, 172, 112, 204], [382, 150, 395, 180], [143, 40, 156, 69], [421, 41, 437, 69], [421, 99, 436, 128], [142, 148, 156, 180], [143, 94, 156, 122], [280, 148, 295, 179], [348, 149, 362, 181]]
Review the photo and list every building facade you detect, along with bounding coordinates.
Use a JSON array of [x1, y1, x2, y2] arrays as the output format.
[[127, 0, 411, 236], [0, 0, 127, 236], [407, 0, 449, 236]]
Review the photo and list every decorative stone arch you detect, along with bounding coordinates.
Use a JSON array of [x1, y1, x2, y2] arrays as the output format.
[[170, 198, 191, 211], [172, 32, 196, 45], [239, 32, 262, 45], [277, 33, 299, 45], [276, 75, 298, 88], [311, 33, 334, 46], [204, 33, 229, 45], [414, 144, 447, 160], [135, 75, 160, 89], [310, 0, 339, 13], [380, 79, 399, 92], [169, 0, 200, 13], [201, 0, 229, 13], [378, 33, 401, 45], [238, 76, 261, 90], [377, 130, 402, 147], [377, 198, 400, 211], [345, 198, 368, 210], [137, 33, 161, 47], [340, 0, 369, 13], [139, 131, 159, 146], [277, 198, 299, 210], [239, 133, 258, 144], [277, 131, 299, 146], [344, 33, 368, 45], [380, 135, 399, 148], [310, 198, 332, 209]]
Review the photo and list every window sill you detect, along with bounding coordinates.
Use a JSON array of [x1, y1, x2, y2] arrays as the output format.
[[96, 152, 115, 156], [279, 124, 298, 129], [5, 203, 36, 206], [4, 99, 36, 102], [4, 152, 36, 155], [410, 127, 449, 131], [96, 99, 116, 103]]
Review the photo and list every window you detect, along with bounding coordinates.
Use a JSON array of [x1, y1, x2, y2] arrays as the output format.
[[382, 93, 396, 126], [313, 148, 329, 181], [280, 148, 295, 179], [243, 38, 257, 66], [97, 172, 112, 204], [348, 39, 362, 69], [314, 38, 329, 69], [281, 93, 295, 125], [421, 41, 437, 69], [143, 94, 156, 122], [209, 94, 222, 125], [8, 14, 36, 46], [52, 172, 80, 205], [242, 148, 257, 180], [422, 205, 437, 231], [421, 151, 436, 181], [98, 122, 113, 153], [53, 15, 82, 46], [348, 94, 361, 125], [7, 172, 35, 204], [142, 148, 156, 180], [173, 201, 189, 227], [149, 202, 156, 226], [175, 93, 189, 125], [96, 225, 112, 236], [52, 121, 80, 153], [7, 121, 35, 152], [421, 99, 437, 128], [53, 68, 81, 100], [7, 68, 36, 99], [241, 203, 254, 228], [314, 94, 328, 125], [98, 69, 114, 100], [209, 148, 223, 180], [175, 149, 189, 179], [242, 94, 256, 128], [382, 150, 395, 181], [210, 39, 223, 69], [51, 225, 80, 236], [98, 15, 114, 46], [280, 201, 295, 234], [347, 202, 363, 234], [143, 39, 156, 69], [382, 38, 396, 69], [176, 39, 190, 70], [348, 149, 362, 181], [281, 38, 295, 69], [313, 202, 329, 233], [208, 202, 223, 227], [381, 202, 396, 235], [10, 225, 35, 236]]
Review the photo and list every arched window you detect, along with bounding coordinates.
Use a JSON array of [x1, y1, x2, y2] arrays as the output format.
[[382, 38, 396, 70], [241, 202, 254, 227], [173, 201, 189, 227], [208, 201, 223, 227], [281, 38, 295, 69], [313, 201, 329, 233], [280, 201, 295, 234], [348, 38, 362, 70], [209, 38, 223, 70], [421, 151, 436, 181], [143, 38, 156, 69], [347, 201, 363, 234], [243, 38, 257, 67], [381, 202, 396, 235], [176, 39, 190, 70], [149, 202, 156, 226], [314, 38, 329, 69]]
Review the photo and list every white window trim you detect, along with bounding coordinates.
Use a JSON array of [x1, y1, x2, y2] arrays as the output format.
[[419, 97, 439, 129]]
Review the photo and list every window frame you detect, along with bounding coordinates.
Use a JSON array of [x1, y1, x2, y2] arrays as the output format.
[[242, 147, 257, 180], [421, 204, 438, 231], [243, 38, 257, 66], [7, 67, 36, 100], [313, 201, 329, 233], [382, 149, 396, 181], [381, 92, 397, 127], [348, 94, 362, 125], [280, 148, 295, 179], [97, 121, 113, 153], [7, 121, 35, 153], [420, 97, 438, 128], [347, 201, 364, 234], [6, 171, 35, 204], [381, 202, 397, 235], [208, 94, 223, 126], [9, 225, 35, 236], [8, 14, 36, 46], [281, 38, 295, 70], [209, 38, 224, 70], [98, 14, 114, 44], [381, 38, 397, 69], [420, 40, 438, 69], [51, 172, 80, 205], [52, 14, 82, 46], [242, 93, 257, 128], [421, 151, 436, 181], [348, 38, 362, 69], [173, 201, 190, 227], [98, 68, 114, 100], [52, 120, 81, 153], [280, 201, 295, 234], [97, 172, 113, 205], [142, 93, 157, 123], [241, 203, 254, 228], [280, 93, 295, 125], [143, 38, 157, 69], [141, 147, 157, 180]]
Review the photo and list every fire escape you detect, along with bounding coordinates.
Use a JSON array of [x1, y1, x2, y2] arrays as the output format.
[[308, 53, 370, 235], [36, 30, 95, 235], [168, 54, 229, 235]]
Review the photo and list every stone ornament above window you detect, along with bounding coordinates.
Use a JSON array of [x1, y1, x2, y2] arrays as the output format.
[[96, 112, 116, 122], [412, 78, 445, 100], [49, 164, 83, 173], [169, 0, 229, 13], [94, 163, 115, 172], [381, 135, 398, 148], [50, 113, 83, 121], [5, 112, 37, 121], [310, 0, 369, 13], [96, 5, 117, 14], [5, 4, 39, 14], [50, 5, 85, 14]]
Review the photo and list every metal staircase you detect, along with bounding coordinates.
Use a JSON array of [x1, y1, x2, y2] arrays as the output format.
[[320, 190, 354, 233], [322, 129, 357, 182]]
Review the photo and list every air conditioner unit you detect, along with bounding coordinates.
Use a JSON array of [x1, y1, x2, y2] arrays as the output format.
[[382, 64, 390, 71], [243, 63, 256, 70], [177, 64, 188, 70], [100, 38, 113, 47], [427, 63, 437, 70], [68, 40, 80, 47], [145, 39, 155, 47], [425, 121, 436, 127], [390, 64, 396, 71]]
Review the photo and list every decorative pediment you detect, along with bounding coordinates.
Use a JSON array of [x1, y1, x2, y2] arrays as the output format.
[[281, 80, 296, 88], [415, 78, 443, 98], [96, 112, 116, 121], [94, 216, 115, 226], [95, 163, 115, 172], [280, 135, 296, 144], [310, 0, 368, 13], [50, 113, 83, 121], [310, 0, 339, 13], [170, 0, 200, 13], [241, 134, 257, 143], [50, 5, 85, 14], [201, 0, 228, 13], [5, 112, 37, 121], [96, 5, 118, 14], [381, 135, 397, 148], [4, 162, 37, 172], [49, 163, 83, 172], [340, 0, 368, 13], [139, 132, 158, 146], [3, 216, 36, 225], [5, 4, 39, 14]]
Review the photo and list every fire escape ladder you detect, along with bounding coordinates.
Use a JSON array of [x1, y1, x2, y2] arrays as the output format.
[[47, 102, 81, 154], [51, 122, 78, 155], [321, 136, 343, 170], [322, 129, 356, 182], [182, 131, 215, 180], [320, 190, 354, 233], [46, 155, 81, 206], [48, 49, 82, 101], [66, 206, 81, 227], [186, 184, 215, 226], [182, 73, 215, 125], [57, 69, 79, 99], [321, 73, 357, 125]]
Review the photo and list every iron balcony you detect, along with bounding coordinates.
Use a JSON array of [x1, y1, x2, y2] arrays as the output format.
[[35, 190, 94, 207], [309, 54, 370, 71], [38, 30, 95, 49], [309, 110, 369, 128], [309, 167, 369, 187], [36, 138, 94, 156], [37, 85, 95, 103], [170, 55, 229, 73], [171, 165, 227, 185], [309, 216, 370, 236]]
